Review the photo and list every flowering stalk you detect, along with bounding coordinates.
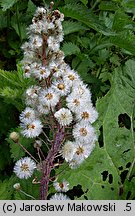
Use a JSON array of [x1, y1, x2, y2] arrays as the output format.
[[40, 127, 65, 200], [12, 3, 98, 200]]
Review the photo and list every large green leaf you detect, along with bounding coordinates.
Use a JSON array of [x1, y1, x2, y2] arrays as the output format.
[[96, 59, 135, 199]]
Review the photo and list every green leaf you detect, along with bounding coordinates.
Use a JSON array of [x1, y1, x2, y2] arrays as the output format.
[[112, 10, 135, 31], [0, 68, 34, 110], [63, 21, 88, 35], [0, 69, 22, 87], [64, 0, 79, 4], [0, 141, 11, 171], [99, 1, 119, 11], [0, 0, 18, 11], [0, 67, 34, 90], [111, 32, 135, 56], [11, 19, 27, 40], [0, 99, 18, 138], [26, 0, 36, 19], [27, 0, 36, 13], [9, 140, 26, 162], [77, 36, 91, 49], [110, 54, 120, 66], [98, 48, 110, 62], [0, 87, 19, 98], [62, 42, 80, 56], [0, 180, 12, 199], [122, 0, 135, 8], [72, 54, 95, 83], [80, 0, 88, 6], [96, 59, 135, 198], [0, 10, 7, 28], [60, 4, 116, 36]]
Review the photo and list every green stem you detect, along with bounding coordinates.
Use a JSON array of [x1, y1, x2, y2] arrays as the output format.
[[20, 190, 36, 200]]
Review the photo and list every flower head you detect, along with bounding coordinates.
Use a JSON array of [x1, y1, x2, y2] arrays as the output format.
[[21, 119, 43, 138], [50, 193, 70, 200], [14, 157, 36, 179], [19, 107, 36, 124], [53, 180, 69, 192], [25, 85, 40, 106], [75, 105, 98, 124], [54, 108, 73, 126], [39, 88, 59, 108], [70, 141, 95, 167], [60, 140, 76, 162], [32, 66, 50, 80], [52, 80, 70, 96], [63, 69, 80, 87], [66, 91, 87, 113], [73, 122, 97, 144]]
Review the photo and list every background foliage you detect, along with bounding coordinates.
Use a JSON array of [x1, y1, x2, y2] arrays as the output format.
[[0, 0, 135, 199]]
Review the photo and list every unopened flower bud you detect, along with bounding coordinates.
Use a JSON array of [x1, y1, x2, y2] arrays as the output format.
[[13, 183, 21, 190], [50, 2, 54, 7], [34, 140, 42, 148], [9, 132, 19, 142]]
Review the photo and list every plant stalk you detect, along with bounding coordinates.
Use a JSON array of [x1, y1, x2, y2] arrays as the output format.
[[40, 127, 65, 200]]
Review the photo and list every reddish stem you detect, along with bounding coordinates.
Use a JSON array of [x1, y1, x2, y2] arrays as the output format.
[[42, 34, 48, 66], [40, 127, 65, 200], [40, 25, 65, 200]]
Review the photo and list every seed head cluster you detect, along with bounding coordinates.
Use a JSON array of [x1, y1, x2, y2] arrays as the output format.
[[13, 6, 98, 187]]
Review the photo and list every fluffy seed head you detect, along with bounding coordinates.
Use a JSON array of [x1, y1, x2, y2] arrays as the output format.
[[50, 193, 70, 200], [54, 108, 73, 126], [14, 157, 36, 179], [53, 180, 69, 192]]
